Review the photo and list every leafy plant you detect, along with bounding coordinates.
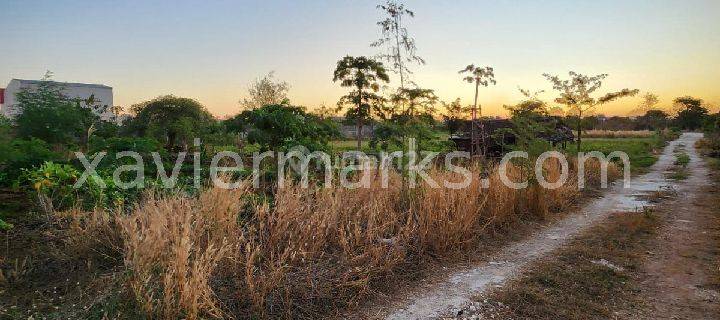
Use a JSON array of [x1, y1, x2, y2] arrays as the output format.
[[333, 55, 390, 149], [543, 72, 639, 150], [227, 104, 339, 152]]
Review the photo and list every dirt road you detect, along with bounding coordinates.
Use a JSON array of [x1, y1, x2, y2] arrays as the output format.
[[381, 133, 706, 320]]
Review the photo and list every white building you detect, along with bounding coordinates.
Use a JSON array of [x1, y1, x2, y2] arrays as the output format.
[[0, 79, 115, 122]]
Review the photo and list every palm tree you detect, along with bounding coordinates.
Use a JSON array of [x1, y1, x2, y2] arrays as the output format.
[[459, 65, 496, 155], [333, 56, 390, 149]]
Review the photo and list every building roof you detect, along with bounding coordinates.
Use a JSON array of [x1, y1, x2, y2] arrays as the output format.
[[11, 79, 112, 90]]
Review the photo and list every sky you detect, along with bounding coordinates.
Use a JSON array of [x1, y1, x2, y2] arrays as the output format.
[[1, 0, 719, 118]]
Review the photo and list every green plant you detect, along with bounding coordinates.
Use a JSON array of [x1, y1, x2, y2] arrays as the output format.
[[0, 138, 60, 187], [675, 153, 690, 167], [20, 162, 82, 211], [14, 73, 99, 146], [125, 95, 216, 151], [227, 104, 339, 152], [0, 218, 13, 230], [333, 55, 390, 149]]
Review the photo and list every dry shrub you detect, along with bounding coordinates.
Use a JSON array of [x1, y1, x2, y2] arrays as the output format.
[[583, 130, 654, 139], [53, 208, 123, 269], [575, 157, 623, 188], [117, 185, 247, 320], [236, 170, 412, 317], [54, 157, 620, 319]]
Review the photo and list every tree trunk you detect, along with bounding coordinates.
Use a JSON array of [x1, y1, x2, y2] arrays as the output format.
[[576, 109, 582, 151], [357, 88, 363, 150], [471, 81, 479, 155]]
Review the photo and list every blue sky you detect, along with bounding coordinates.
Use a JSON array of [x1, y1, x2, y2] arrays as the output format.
[[1, 0, 718, 116]]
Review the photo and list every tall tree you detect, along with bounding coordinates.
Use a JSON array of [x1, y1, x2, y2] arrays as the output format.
[[371, 0, 424, 90], [543, 72, 638, 150], [239, 71, 290, 110], [459, 65, 496, 155], [459, 65, 496, 119], [333, 56, 390, 149], [673, 96, 709, 130]]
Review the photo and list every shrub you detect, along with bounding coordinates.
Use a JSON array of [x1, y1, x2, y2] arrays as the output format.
[[17, 161, 138, 211], [0, 138, 60, 186]]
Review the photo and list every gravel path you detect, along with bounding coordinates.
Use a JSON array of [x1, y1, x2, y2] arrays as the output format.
[[384, 133, 703, 320]]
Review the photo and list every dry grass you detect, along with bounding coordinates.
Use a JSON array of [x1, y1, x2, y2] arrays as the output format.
[[583, 130, 654, 139], [471, 211, 660, 319], [55, 158, 618, 319]]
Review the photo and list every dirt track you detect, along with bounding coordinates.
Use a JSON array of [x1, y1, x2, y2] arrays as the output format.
[[378, 133, 706, 320]]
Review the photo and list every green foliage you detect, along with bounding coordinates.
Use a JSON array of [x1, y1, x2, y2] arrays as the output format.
[[89, 136, 164, 156], [500, 98, 556, 157], [0, 138, 60, 186], [674, 96, 709, 130], [442, 98, 469, 134], [334, 55, 390, 148], [17, 161, 141, 211], [126, 95, 215, 150], [637, 109, 669, 130], [14, 78, 98, 146], [0, 218, 12, 230], [543, 71, 638, 150], [20, 162, 84, 210], [574, 137, 666, 173], [371, 118, 451, 152], [390, 87, 438, 118], [674, 153, 690, 167], [372, 0, 424, 88], [227, 104, 340, 152]]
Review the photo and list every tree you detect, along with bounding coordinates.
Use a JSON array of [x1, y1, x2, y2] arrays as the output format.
[[333, 56, 390, 149], [14, 75, 97, 147], [501, 89, 557, 154], [371, 0, 424, 90], [459, 65, 496, 155], [459, 65, 497, 119], [630, 92, 660, 116], [547, 106, 566, 117], [442, 98, 471, 134], [228, 104, 339, 152], [543, 72, 638, 150], [390, 87, 438, 121], [638, 109, 669, 130], [127, 95, 215, 151], [673, 96, 709, 130], [239, 72, 290, 110]]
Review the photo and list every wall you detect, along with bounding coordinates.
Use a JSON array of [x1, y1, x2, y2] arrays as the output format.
[[1, 80, 115, 122]]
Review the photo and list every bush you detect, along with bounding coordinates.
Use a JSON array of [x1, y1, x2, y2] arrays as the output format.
[[0, 138, 60, 187], [17, 161, 140, 211], [226, 104, 340, 152]]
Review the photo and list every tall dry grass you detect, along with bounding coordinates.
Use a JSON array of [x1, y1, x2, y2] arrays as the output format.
[[60, 158, 619, 319]]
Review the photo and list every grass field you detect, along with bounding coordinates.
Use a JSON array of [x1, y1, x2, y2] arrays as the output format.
[[571, 136, 668, 173]]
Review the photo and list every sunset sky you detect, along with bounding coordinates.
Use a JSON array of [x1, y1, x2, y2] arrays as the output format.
[[1, 0, 718, 118]]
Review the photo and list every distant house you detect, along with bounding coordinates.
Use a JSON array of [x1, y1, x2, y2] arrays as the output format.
[[0, 79, 115, 122]]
